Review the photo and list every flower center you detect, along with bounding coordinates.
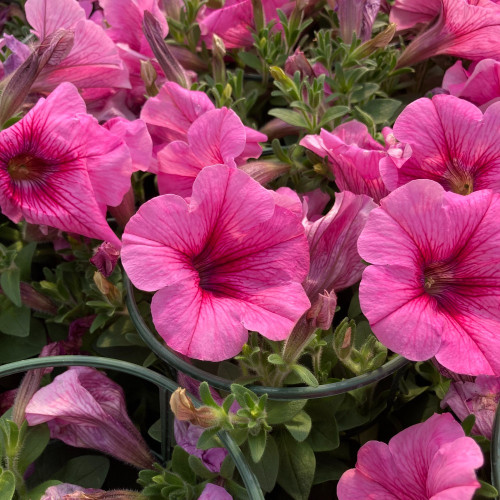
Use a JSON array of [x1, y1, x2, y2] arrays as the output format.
[[445, 158, 474, 196], [423, 260, 455, 297], [7, 154, 52, 182]]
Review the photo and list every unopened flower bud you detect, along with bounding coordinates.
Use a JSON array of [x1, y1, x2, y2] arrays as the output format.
[[67, 490, 146, 499], [170, 388, 220, 428], [19, 282, 58, 315], [251, 0, 265, 32], [206, 0, 225, 8], [260, 118, 301, 139], [93, 272, 121, 304], [350, 22, 396, 59], [109, 186, 136, 228], [140, 60, 159, 97], [90, 242, 120, 278], [306, 291, 337, 329], [142, 11, 189, 88], [212, 34, 226, 84], [239, 161, 290, 185], [285, 50, 315, 79]]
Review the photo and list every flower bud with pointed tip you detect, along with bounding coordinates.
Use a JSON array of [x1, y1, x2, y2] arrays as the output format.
[[18, 282, 58, 315], [140, 60, 159, 97], [306, 290, 337, 330], [239, 161, 290, 185]]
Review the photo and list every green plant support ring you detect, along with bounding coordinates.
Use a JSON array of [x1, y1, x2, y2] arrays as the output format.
[[125, 274, 410, 400], [492, 402, 500, 496], [0, 355, 265, 500]]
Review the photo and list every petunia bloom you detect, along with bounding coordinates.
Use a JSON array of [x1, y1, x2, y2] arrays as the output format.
[[358, 179, 500, 375], [25, 366, 154, 469], [379, 95, 500, 195], [199, 484, 232, 500], [396, 0, 500, 68], [337, 413, 483, 499], [443, 59, 500, 109], [301, 121, 390, 203], [122, 164, 310, 361], [0, 82, 127, 248], [441, 375, 500, 439]]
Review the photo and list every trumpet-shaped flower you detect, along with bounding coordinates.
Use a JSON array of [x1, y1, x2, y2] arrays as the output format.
[[443, 59, 500, 109], [358, 179, 500, 375], [380, 95, 500, 195], [441, 375, 500, 439], [301, 121, 390, 203], [337, 413, 483, 500], [25, 0, 130, 92], [0, 83, 128, 247], [122, 165, 310, 361], [25, 366, 154, 469], [396, 0, 500, 68], [389, 0, 441, 30]]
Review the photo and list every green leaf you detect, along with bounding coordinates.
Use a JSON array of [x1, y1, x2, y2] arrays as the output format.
[[474, 480, 498, 498], [0, 469, 15, 500], [15, 242, 36, 280], [199, 382, 219, 408], [53, 455, 110, 489], [230, 384, 258, 408], [462, 414, 476, 436], [285, 411, 312, 442], [0, 318, 45, 362], [313, 453, 348, 485], [219, 454, 235, 480], [267, 354, 285, 365], [171, 446, 196, 484], [247, 434, 279, 492], [187, 456, 217, 481], [197, 428, 223, 450], [351, 83, 379, 103], [291, 364, 319, 387], [307, 417, 339, 452], [1, 267, 21, 307], [276, 431, 316, 500], [0, 300, 30, 337], [266, 400, 307, 425], [360, 98, 401, 124], [268, 109, 308, 128], [318, 106, 350, 128], [247, 430, 267, 463], [18, 424, 50, 474], [26, 480, 62, 500]]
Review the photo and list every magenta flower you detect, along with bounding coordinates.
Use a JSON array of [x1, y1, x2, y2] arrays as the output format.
[[301, 121, 390, 203], [337, 413, 483, 500], [443, 59, 500, 109], [25, 366, 154, 469], [358, 179, 500, 375], [0, 83, 127, 247], [441, 375, 500, 439], [199, 484, 232, 500], [380, 95, 500, 195], [157, 107, 262, 197], [122, 165, 310, 361], [397, 0, 500, 68], [25, 0, 130, 92]]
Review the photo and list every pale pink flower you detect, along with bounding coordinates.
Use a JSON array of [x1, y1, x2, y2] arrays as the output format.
[[358, 179, 500, 375], [157, 107, 263, 197], [389, 0, 441, 30], [0, 83, 128, 247], [441, 375, 500, 439], [199, 484, 232, 500], [122, 165, 310, 361], [25, 366, 154, 469], [443, 59, 500, 109], [396, 0, 500, 68], [41, 484, 103, 500], [380, 95, 500, 195], [337, 413, 483, 500], [301, 121, 390, 203], [25, 0, 130, 92]]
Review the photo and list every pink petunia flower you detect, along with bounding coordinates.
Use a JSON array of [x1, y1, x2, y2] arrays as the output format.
[[199, 484, 232, 500], [380, 95, 500, 195], [441, 375, 500, 439], [122, 164, 310, 361], [443, 59, 500, 109], [301, 121, 390, 203], [358, 179, 500, 375], [396, 0, 500, 67], [157, 107, 258, 197], [25, 366, 154, 469], [0, 83, 128, 248], [337, 413, 483, 500], [25, 0, 130, 92]]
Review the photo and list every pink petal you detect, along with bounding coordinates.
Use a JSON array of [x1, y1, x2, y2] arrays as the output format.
[[389, 0, 440, 30]]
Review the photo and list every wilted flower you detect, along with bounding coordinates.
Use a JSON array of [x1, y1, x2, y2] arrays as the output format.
[[90, 242, 121, 277], [122, 164, 310, 361], [25, 366, 154, 469], [379, 95, 500, 195], [41, 484, 103, 500], [441, 375, 500, 439], [301, 121, 391, 203], [337, 413, 483, 499], [358, 179, 500, 375], [170, 388, 220, 428]]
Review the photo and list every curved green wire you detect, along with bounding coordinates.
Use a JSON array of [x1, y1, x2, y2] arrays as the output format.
[[492, 403, 500, 495], [125, 274, 410, 399], [0, 356, 264, 500]]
